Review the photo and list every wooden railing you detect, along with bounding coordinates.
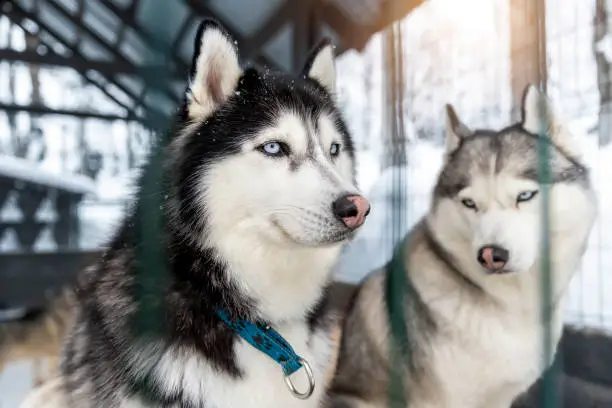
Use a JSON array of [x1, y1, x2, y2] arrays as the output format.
[[0, 154, 96, 251]]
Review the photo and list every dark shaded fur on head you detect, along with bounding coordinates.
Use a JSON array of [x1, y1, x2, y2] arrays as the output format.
[[434, 124, 589, 201]]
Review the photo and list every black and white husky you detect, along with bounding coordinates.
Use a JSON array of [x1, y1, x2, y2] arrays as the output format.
[[20, 19, 369, 408]]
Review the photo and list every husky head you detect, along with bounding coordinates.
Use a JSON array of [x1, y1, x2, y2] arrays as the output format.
[[429, 85, 596, 280], [165, 20, 369, 318]]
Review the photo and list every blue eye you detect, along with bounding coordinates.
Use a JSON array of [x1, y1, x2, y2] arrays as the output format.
[[264, 142, 280, 155], [516, 190, 539, 203], [330, 143, 341, 157], [258, 141, 289, 157]]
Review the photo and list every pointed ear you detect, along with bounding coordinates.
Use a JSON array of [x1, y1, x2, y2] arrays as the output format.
[[187, 19, 242, 119], [445, 104, 471, 157], [521, 84, 579, 154], [302, 38, 336, 94], [521, 84, 549, 134]]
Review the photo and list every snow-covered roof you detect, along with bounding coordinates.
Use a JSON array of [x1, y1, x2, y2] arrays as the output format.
[[0, 154, 97, 196]]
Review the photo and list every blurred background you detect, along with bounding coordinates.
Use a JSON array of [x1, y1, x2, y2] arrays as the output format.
[[0, 0, 610, 405]]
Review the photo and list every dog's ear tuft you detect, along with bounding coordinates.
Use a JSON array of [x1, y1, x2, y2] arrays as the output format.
[[445, 104, 471, 157], [521, 84, 579, 154], [187, 19, 242, 119], [302, 38, 336, 95]]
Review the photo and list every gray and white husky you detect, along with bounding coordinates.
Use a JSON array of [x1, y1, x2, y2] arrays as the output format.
[[19, 19, 369, 408], [328, 85, 597, 408]]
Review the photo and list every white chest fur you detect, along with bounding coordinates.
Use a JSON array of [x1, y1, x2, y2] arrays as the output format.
[[140, 322, 334, 408], [424, 303, 562, 408]]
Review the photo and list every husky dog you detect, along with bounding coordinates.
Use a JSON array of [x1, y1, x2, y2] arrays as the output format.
[[0, 287, 75, 386], [326, 282, 612, 407], [328, 85, 597, 408], [20, 19, 370, 408]]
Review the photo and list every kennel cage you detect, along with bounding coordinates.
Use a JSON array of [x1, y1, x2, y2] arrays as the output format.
[[0, 0, 611, 406]]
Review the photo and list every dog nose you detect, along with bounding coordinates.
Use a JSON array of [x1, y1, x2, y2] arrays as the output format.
[[477, 245, 509, 271], [332, 194, 370, 229]]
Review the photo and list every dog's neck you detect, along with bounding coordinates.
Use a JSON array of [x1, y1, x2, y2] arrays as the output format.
[[164, 187, 344, 324], [211, 229, 343, 323]]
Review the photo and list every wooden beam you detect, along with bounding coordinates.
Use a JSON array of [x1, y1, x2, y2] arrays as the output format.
[[0, 251, 100, 308], [509, 0, 548, 120], [317, 0, 369, 52], [317, 0, 427, 53]]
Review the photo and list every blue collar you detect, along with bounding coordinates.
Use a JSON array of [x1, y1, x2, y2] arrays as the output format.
[[215, 309, 315, 399]]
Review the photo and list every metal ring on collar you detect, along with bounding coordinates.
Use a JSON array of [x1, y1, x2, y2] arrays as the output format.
[[283, 358, 315, 400]]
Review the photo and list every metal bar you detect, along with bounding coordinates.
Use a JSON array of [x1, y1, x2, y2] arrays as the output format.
[[292, 1, 313, 72], [6, 0, 170, 124], [171, 12, 195, 54], [3, 5, 143, 121], [0, 102, 140, 121], [0, 48, 182, 78], [74, 0, 85, 48], [115, 0, 141, 47], [44, 0, 180, 104], [99, 0, 190, 76]]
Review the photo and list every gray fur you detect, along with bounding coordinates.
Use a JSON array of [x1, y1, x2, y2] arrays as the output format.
[[328, 221, 475, 407], [327, 89, 597, 408], [435, 126, 589, 201]]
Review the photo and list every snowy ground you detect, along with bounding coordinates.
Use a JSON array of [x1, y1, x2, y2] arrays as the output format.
[[0, 362, 35, 408]]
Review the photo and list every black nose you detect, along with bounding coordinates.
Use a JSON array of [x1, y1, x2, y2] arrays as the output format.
[[477, 245, 510, 270], [332, 195, 358, 219], [332, 194, 370, 229]]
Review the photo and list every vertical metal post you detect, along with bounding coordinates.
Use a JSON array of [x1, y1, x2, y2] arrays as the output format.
[[532, 1, 556, 407]]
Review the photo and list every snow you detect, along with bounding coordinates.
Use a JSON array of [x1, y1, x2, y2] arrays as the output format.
[[0, 362, 36, 408], [0, 154, 97, 195]]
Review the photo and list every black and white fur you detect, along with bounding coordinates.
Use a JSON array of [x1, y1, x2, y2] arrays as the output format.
[[20, 19, 366, 408]]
